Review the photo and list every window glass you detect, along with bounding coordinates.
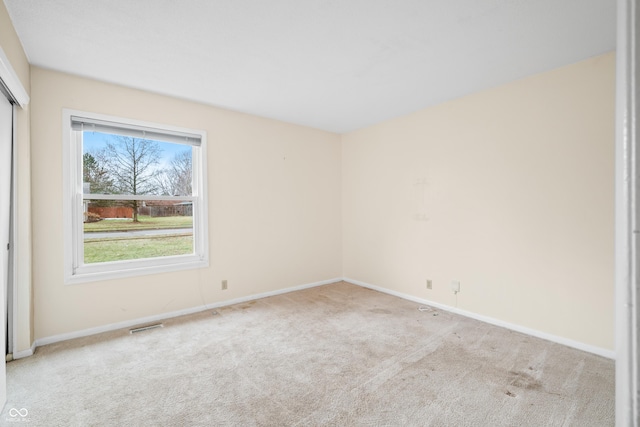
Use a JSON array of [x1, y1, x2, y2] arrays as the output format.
[[82, 132, 194, 263]]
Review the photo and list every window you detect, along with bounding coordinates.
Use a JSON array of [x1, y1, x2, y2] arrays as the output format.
[[63, 109, 208, 284]]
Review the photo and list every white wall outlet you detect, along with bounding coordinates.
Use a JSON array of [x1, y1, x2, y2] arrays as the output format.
[[426, 279, 432, 290], [450, 280, 460, 294], [221, 280, 228, 290]]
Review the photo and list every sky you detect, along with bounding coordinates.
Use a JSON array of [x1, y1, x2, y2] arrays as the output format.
[[83, 131, 191, 169]]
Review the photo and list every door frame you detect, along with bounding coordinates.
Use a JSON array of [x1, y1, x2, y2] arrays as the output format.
[[0, 45, 29, 414], [615, 0, 640, 425], [7, 102, 16, 356]]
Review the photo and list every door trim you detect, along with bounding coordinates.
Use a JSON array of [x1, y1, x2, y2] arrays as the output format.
[[0, 47, 28, 107], [615, 0, 640, 425]]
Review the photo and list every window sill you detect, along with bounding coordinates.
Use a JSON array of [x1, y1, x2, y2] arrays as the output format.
[[64, 255, 209, 285]]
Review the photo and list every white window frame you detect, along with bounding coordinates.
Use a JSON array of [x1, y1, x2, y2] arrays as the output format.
[[62, 109, 209, 284]]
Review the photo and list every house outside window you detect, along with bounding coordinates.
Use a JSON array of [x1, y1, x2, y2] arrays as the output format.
[[63, 109, 208, 284]]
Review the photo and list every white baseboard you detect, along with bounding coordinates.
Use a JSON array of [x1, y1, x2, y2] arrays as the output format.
[[344, 277, 615, 360], [35, 277, 342, 348], [29, 276, 615, 360], [12, 341, 36, 360]]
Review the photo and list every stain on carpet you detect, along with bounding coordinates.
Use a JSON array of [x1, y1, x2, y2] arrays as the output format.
[[509, 370, 542, 390]]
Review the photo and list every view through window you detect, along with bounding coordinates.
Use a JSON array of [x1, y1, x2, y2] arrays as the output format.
[[63, 110, 208, 284], [83, 131, 195, 263]]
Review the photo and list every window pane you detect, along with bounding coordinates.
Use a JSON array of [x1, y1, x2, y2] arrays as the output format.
[[83, 131, 193, 197], [83, 199, 194, 264]]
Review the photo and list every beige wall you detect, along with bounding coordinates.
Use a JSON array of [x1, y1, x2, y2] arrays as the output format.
[[15, 28, 617, 351], [0, 5, 28, 90], [30, 67, 342, 339], [342, 53, 615, 350], [0, 2, 33, 354]]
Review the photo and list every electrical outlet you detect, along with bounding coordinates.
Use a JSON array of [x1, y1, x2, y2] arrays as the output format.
[[426, 279, 432, 290], [221, 280, 228, 290], [450, 280, 460, 293]]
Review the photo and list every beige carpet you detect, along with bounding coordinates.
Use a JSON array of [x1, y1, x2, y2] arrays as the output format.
[[1, 281, 614, 426]]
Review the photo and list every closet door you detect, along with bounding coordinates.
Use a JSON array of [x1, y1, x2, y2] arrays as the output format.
[[0, 94, 12, 408]]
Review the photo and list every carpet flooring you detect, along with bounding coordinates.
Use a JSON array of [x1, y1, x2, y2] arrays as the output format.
[[1, 281, 614, 426]]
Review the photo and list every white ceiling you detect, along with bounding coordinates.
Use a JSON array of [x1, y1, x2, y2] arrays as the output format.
[[4, 0, 616, 133]]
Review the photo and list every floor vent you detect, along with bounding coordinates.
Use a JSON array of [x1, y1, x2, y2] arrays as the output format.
[[129, 323, 163, 334]]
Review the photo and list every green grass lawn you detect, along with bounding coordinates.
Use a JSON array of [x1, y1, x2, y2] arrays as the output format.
[[84, 215, 192, 232], [84, 234, 193, 263]]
